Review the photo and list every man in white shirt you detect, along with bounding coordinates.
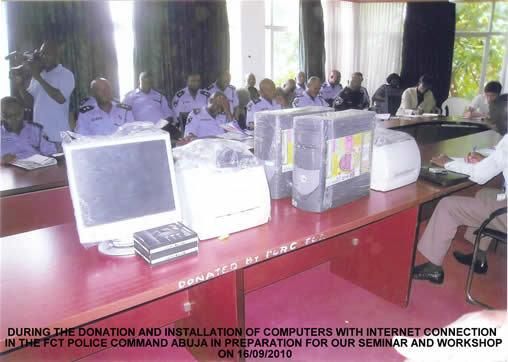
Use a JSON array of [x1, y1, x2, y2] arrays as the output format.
[[464, 81, 502, 119], [245, 78, 284, 129], [413, 94, 507, 284], [292, 76, 328, 108], [14, 40, 75, 149], [396, 75, 437, 116], [294, 71, 307, 97], [122, 71, 173, 124]]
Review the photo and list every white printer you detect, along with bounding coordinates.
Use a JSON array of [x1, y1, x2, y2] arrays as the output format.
[[173, 139, 271, 240], [370, 128, 421, 192]]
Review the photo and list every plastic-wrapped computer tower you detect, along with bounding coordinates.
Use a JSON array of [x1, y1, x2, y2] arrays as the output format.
[[292, 110, 376, 212], [254, 106, 332, 199]]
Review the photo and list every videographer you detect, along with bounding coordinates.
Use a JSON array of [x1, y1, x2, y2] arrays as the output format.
[[13, 40, 75, 150]]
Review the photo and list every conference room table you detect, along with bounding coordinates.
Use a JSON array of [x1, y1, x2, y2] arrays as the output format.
[[0, 129, 502, 361]]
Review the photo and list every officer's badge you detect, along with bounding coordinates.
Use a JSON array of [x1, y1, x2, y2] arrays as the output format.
[[79, 105, 94, 113]]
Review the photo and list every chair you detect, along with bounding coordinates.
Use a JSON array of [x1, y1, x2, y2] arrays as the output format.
[[466, 206, 507, 309], [441, 97, 470, 117]]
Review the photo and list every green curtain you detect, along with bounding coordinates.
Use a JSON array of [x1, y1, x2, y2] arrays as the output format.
[[133, 0, 230, 100], [6, 1, 119, 114], [299, 0, 326, 81]]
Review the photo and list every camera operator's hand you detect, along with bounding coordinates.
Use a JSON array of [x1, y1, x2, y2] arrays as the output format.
[[25, 57, 43, 80]]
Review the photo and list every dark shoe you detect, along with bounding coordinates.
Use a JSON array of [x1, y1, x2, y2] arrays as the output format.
[[412, 262, 444, 284], [453, 251, 488, 274]]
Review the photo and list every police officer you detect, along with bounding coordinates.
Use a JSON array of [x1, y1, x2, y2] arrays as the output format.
[[172, 72, 210, 130], [334, 72, 370, 111], [1, 96, 56, 164], [122, 71, 172, 124], [75, 78, 134, 136], [320, 70, 342, 106], [183, 91, 238, 140], [292, 76, 328, 108], [245, 73, 259, 101], [207, 71, 240, 120], [294, 71, 307, 96], [246, 78, 284, 129]]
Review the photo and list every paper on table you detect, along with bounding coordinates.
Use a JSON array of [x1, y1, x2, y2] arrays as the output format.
[[10, 154, 57, 170], [422, 113, 439, 117]]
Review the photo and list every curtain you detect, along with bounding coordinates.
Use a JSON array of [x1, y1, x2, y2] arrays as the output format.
[[133, 0, 230, 101], [400, 2, 456, 106], [322, 1, 404, 96], [6, 1, 119, 114], [299, 0, 325, 80]]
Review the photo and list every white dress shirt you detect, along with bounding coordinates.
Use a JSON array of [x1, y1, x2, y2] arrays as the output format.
[[470, 94, 490, 114], [445, 134, 507, 199]]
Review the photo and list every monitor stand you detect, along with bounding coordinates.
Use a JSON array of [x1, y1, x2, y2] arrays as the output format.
[[98, 238, 135, 256]]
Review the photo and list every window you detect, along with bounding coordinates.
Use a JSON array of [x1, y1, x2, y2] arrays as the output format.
[[450, 1, 507, 99], [109, 1, 135, 98], [265, 0, 299, 86]]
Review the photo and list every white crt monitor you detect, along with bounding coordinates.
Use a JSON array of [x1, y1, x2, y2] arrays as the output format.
[[63, 131, 181, 255]]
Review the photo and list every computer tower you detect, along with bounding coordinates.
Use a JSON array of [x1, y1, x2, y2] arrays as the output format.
[[254, 106, 332, 199], [292, 110, 376, 212]]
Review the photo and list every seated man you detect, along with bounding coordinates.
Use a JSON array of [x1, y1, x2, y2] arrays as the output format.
[[292, 76, 328, 108], [1, 96, 56, 164], [245, 78, 284, 129], [245, 73, 260, 101], [320, 69, 342, 107], [413, 94, 507, 284], [294, 71, 307, 96], [122, 71, 173, 124], [207, 71, 240, 120], [396, 74, 437, 115], [276, 79, 297, 108], [183, 91, 238, 140], [75, 78, 134, 136], [464, 81, 502, 119], [171, 72, 210, 130], [333, 72, 370, 111], [372, 73, 403, 114]]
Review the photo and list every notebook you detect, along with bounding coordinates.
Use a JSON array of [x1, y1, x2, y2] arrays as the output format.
[[9, 154, 57, 170], [419, 165, 470, 187]]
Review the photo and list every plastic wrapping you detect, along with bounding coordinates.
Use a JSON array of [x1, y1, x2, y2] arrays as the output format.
[[173, 138, 261, 170], [254, 106, 332, 199], [292, 110, 376, 213], [370, 128, 421, 192], [173, 138, 271, 240]]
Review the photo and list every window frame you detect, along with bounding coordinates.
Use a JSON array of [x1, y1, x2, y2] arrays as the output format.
[[454, 0, 506, 96]]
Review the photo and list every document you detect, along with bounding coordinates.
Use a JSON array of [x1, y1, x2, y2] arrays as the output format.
[[10, 154, 57, 170]]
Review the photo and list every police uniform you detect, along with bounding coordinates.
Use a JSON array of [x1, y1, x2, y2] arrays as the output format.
[[171, 87, 210, 125], [122, 88, 172, 123], [184, 107, 228, 138], [246, 96, 283, 128], [207, 82, 239, 115], [295, 83, 306, 97], [75, 97, 134, 136], [320, 82, 343, 106], [292, 91, 328, 108], [333, 87, 370, 111], [1, 121, 56, 159]]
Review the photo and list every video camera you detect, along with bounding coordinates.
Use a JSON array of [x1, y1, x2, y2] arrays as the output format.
[[5, 50, 42, 80]]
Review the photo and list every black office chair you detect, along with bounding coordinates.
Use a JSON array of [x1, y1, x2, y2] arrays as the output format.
[[466, 206, 507, 309]]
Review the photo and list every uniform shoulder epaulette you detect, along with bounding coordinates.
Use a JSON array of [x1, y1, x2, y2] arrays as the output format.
[[80, 105, 94, 113], [252, 98, 261, 104], [80, 97, 90, 106], [192, 108, 202, 115], [116, 103, 132, 111], [176, 89, 185, 98], [207, 84, 215, 91], [200, 90, 210, 97], [227, 85, 236, 90]]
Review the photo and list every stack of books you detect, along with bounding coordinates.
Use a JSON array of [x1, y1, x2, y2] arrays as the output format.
[[133, 222, 199, 267]]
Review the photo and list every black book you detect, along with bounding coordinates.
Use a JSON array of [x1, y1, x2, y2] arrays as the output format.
[[419, 165, 470, 187], [133, 222, 199, 255], [134, 243, 198, 267]]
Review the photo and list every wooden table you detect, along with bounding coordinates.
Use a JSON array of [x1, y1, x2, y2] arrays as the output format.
[[0, 131, 501, 361], [0, 163, 73, 237]]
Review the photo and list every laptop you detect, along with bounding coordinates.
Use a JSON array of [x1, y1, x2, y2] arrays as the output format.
[[419, 165, 470, 187]]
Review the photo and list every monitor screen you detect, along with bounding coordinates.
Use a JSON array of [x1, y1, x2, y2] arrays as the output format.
[[64, 131, 181, 254]]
